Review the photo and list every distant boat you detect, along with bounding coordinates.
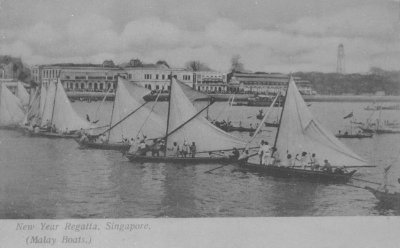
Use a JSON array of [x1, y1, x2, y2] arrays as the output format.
[[238, 77, 371, 183], [126, 77, 247, 164], [25, 79, 94, 138], [364, 104, 400, 111], [335, 132, 373, 138], [0, 84, 25, 129]]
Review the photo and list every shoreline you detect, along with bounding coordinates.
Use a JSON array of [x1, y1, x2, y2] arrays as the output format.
[[66, 91, 400, 103]]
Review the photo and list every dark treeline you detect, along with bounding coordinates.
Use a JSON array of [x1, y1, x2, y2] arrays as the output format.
[[293, 68, 400, 95], [0, 55, 31, 83]]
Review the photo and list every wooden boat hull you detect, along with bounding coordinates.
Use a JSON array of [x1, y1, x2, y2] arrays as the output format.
[[26, 130, 80, 139], [365, 186, 400, 207], [335, 133, 373, 138], [237, 162, 356, 183], [126, 154, 234, 164], [77, 140, 130, 151]]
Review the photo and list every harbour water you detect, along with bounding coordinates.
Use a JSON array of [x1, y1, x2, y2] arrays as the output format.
[[1, 101, 400, 218]]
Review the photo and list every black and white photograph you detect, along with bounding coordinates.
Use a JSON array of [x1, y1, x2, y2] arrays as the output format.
[[1, 0, 400, 247]]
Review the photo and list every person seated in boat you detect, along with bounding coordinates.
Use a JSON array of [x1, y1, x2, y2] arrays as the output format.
[[321, 159, 333, 173], [79, 132, 89, 144], [281, 154, 294, 167], [309, 153, 320, 171], [137, 139, 148, 156], [34, 125, 40, 134], [297, 152, 308, 169], [190, 142, 196, 158], [150, 139, 162, 157], [344, 131, 348, 135], [181, 140, 190, 158], [334, 166, 347, 175], [230, 147, 240, 160], [51, 124, 57, 133]]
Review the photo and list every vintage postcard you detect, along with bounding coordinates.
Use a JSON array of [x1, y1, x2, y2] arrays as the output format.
[[0, 0, 400, 247]]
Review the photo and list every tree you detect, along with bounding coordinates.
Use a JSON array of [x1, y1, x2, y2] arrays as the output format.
[[185, 60, 211, 71], [230, 54, 244, 73], [156, 60, 170, 68]]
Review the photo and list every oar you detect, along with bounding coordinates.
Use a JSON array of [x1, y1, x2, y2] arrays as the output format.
[[351, 177, 381, 185], [204, 164, 232, 174]]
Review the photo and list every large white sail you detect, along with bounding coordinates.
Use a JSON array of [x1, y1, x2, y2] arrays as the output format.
[[51, 80, 93, 131], [276, 77, 368, 167], [16, 81, 30, 106], [0, 84, 25, 126], [41, 82, 55, 127], [39, 86, 47, 118], [166, 78, 246, 153], [108, 78, 166, 142]]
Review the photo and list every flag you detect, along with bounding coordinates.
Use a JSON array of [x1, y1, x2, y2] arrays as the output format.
[[343, 112, 353, 119]]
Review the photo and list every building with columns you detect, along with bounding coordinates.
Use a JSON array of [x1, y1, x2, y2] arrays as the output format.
[[227, 72, 315, 95]]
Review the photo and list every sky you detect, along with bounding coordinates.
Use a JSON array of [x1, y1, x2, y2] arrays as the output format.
[[0, 0, 399, 73]]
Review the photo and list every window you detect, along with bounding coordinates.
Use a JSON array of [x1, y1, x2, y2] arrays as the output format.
[[81, 83, 85, 89], [75, 83, 79, 89], [156, 85, 159, 90], [100, 83, 103, 90], [128, 74, 132, 79], [162, 74, 165, 80], [144, 74, 152, 79], [156, 74, 159, 80], [183, 75, 191, 80], [148, 84, 152, 90]]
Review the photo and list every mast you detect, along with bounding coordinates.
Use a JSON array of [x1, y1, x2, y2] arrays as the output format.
[[107, 78, 117, 143], [50, 79, 58, 127], [273, 76, 290, 149], [164, 73, 173, 156]]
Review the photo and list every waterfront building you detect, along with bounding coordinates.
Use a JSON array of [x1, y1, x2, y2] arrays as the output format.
[[124, 59, 193, 91], [31, 61, 124, 92], [227, 72, 315, 95], [194, 71, 227, 93]]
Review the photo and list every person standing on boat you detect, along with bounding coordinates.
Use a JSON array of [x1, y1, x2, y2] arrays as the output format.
[[271, 147, 279, 166], [282, 154, 294, 167], [309, 153, 320, 171], [378, 165, 392, 193], [182, 140, 190, 158], [169, 142, 180, 157], [263, 142, 272, 165], [258, 140, 265, 165], [190, 142, 196, 158]]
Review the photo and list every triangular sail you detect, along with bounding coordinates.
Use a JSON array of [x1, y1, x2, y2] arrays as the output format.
[[108, 78, 166, 142], [16, 81, 30, 106], [39, 86, 47, 118], [51, 80, 93, 131], [276, 77, 368, 166], [175, 78, 209, 102], [41, 82, 55, 127], [0, 84, 25, 126], [166, 78, 246, 153]]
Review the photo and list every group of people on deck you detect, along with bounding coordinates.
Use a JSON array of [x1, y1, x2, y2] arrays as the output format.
[[257, 140, 348, 174], [168, 140, 197, 158]]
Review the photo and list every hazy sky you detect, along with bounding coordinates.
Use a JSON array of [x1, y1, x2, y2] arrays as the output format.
[[0, 0, 399, 73]]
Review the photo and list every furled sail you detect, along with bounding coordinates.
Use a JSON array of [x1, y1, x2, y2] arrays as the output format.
[[108, 78, 166, 142], [166, 78, 246, 153], [0, 84, 25, 126], [16, 81, 30, 106], [51, 80, 93, 131], [276, 77, 368, 166]]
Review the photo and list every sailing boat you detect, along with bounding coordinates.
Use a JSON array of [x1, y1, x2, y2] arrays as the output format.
[[359, 107, 400, 134], [0, 83, 26, 129], [16, 81, 30, 107], [27, 79, 93, 138], [238, 77, 371, 183], [126, 76, 248, 164], [78, 77, 166, 151], [335, 112, 373, 138]]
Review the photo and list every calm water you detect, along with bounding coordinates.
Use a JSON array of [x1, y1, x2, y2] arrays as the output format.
[[1, 100, 400, 218]]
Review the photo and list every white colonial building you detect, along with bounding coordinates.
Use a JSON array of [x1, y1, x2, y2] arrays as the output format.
[[194, 71, 227, 93], [227, 72, 314, 95]]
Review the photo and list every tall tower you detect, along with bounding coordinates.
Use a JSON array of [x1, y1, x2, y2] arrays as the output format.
[[336, 44, 345, 74]]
